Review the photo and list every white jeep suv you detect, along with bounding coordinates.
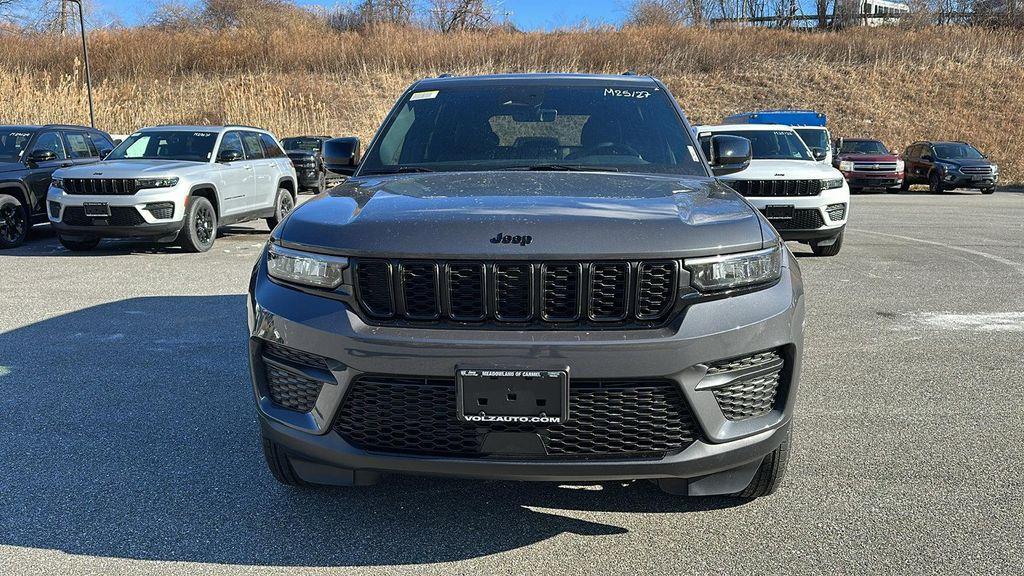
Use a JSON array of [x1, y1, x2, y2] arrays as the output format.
[[696, 124, 850, 256], [47, 125, 298, 252]]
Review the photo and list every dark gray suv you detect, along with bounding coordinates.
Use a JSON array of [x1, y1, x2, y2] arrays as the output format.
[[248, 74, 804, 498]]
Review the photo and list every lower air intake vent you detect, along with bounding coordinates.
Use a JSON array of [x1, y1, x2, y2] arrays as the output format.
[[264, 365, 323, 412], [334, 376, 698, 458], [706, 349, 784, 420]]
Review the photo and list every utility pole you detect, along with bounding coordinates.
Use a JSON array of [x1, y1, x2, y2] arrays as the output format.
[[67, 0, 94, 128]]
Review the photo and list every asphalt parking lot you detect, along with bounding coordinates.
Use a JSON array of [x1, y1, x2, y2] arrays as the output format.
[[1, 190, 1022, 575]]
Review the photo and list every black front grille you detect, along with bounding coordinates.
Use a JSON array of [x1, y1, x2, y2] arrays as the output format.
[[707, 349, 784, 420], [63, 178, 140, 195], [353, 259, 679, 328], [726, 179, 822, 197], [62, 206, 146, 227], [765, 208, 825, 230], [333, 376, 698, 458]]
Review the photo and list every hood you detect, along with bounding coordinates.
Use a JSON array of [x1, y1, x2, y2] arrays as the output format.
[[54, 159, 209, 178], [718, 159, 843, 181], [278, 171, 767, 260], [835, 153, 898, 162], [938, 157, 992, 168], [0, 161, 24, 174]]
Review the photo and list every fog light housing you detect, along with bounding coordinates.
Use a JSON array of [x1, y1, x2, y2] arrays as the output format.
[[144, 202, 175, 219], [826, 203, 846, 222], [48, 201, 61, 219]]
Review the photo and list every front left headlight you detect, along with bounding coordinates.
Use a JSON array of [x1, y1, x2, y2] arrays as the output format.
[[838, 161, 854, 172], [137, 177, 179, 189], [267, 243, 348, 289], [821, 178, 845, 190], [684, 245, 782, 292]]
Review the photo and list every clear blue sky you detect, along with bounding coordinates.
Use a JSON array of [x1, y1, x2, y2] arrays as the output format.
[[95, 0, 628, 30]]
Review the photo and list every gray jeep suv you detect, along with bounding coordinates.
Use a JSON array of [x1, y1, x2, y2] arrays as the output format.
[[248, 74, 804, 498]]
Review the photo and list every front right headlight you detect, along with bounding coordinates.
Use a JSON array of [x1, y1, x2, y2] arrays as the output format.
[[684, 245, 782, 292], [267, 243, 348, 289]]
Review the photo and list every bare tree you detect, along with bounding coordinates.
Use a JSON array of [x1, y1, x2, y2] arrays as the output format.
[[429, 0, 495, 32], [149, 0, 201, 29]]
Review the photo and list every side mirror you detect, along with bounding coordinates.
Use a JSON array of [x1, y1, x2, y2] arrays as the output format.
[[708, 135, 751, 177], [218, 149, 243, 163], [28, 149, 57, 163], [99, 148, 113, 159], [323, 137, 361, 176], [921, 154, 933, 162], [810, 147, 827, 161]]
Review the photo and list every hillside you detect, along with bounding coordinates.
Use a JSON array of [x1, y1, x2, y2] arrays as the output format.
[[1, 24, 1022, 182]]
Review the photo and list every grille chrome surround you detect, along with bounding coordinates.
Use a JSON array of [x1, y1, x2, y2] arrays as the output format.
[[333, 375, 699, 458], [63, 178, 140, 195], [352, 258, 680, 328], [851, 162, 899, 172], [725, 179, 823, 197]]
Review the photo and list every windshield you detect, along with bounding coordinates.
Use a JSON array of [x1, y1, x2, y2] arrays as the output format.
[[840, 140, 889, 155], [282, 137, 323, 152], [107, 130, 218, 162], [794, 128, 829, 153], [0, 129, 35, 162], [700, 129, 811, 161], [933, 143, 984, 160], [358, 84, 706, 176]]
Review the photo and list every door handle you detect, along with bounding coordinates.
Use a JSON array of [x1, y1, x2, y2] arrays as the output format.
[[60, 162, 73, 167]]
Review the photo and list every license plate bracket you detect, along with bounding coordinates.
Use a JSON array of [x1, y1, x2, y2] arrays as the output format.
[[83, 202, 110, 217], [457, 369, 569, 425], [763, 205, 794, 220]]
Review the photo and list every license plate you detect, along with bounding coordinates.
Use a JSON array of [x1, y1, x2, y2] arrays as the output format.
[[83, 202, 110, 217], [457, 369, 569, 425], [763, 205, 794, 220], [972, 176, 990, 182]]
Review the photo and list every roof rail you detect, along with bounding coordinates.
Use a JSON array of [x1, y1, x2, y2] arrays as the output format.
[[622, 70, 637, 75], [437, 73, 454, 78]]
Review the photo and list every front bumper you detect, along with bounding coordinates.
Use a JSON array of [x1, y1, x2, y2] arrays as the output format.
[[47, 185, 187, 238], [247, 249, 805, 485], [739, 183, 849, 241], [942, 172, 998, 189], [295, 168, 320, 188], [842, 171, 903, 189]]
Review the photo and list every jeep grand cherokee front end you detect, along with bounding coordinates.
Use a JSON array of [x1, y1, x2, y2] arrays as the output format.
[[247, 74, 804, 498]]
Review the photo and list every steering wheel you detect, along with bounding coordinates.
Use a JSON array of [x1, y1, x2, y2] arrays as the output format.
[[566, 142, 642, 160]]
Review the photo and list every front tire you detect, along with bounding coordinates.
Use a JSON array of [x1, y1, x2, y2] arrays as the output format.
[[58, 235, 101, 252], [929, 171, 945, 194], [811, 230, 844, 257], [735, 427, 791, 499], [262, 437, 308, 487], [0, 194, 29, 249], [900, 177, 910, 192], [179, 196, 217, 253], [266, 188, 295, 230]]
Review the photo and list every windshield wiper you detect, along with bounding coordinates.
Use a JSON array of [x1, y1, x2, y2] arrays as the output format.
[[362, 166, 435, 175], [501, 164, 619, 172]]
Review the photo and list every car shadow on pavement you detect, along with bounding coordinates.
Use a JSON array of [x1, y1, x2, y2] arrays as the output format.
[[0, 296, 743, 568], [2, 224, 269, 257]]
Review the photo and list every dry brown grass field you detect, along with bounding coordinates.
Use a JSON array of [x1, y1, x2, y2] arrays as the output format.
[[1, 24, 1022, 182]]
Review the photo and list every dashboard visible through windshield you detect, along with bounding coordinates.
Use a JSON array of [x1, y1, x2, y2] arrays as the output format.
[[358, 83, 707, 176], [107, 131, 219, 162]]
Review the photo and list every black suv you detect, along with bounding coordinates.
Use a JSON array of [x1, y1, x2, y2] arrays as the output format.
[[248, 74, 804, 499], [0, 124, 115, 248], [901, 140, 998, 194], [281, 135, 331, 193]]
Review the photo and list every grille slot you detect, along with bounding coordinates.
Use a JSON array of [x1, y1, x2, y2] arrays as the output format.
[[447, 263, 486, 320], [494, 263, 533, 321], [726, 179, 822, 197], [635, 261, 677, 320], [541, 263, 582, 321], [764, 208, 826, 230], [61, 206, 146, 227], [588, 263, 630, 321], [355, 260, 394, 317], [353, 259, 680, 328], [64, 178, 140, 195], [706, 349, 784, 420], [400, 262, 440, 320], [333, 376, 698, 458], [264, 365, 323, 412]]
